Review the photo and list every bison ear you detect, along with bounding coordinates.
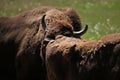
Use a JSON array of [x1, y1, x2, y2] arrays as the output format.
[[41, 14, 46, 30]]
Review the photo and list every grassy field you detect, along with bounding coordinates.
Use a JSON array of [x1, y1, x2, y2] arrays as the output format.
[[0, 0, 120, 39]]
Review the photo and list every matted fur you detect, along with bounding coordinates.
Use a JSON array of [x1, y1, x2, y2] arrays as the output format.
[[46, 33, 120, 80], [0, 6, 83, 80]]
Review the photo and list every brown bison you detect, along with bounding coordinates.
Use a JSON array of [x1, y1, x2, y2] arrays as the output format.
[[46, 33, 120, 80], [0, 6, 88, 80]]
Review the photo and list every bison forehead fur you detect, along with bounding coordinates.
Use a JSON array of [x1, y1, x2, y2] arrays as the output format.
[[46, 33, 120, 80], [45, 9, 72, 26]]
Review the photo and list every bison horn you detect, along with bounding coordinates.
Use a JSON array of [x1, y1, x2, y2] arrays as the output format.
[[41, 14, 46, 30], [73, 24, 88, 36]]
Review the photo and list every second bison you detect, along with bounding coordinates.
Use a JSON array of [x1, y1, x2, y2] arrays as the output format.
[[46, 33, 120, 80]]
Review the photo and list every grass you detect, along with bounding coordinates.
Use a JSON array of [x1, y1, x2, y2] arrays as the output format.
[[0, 0, 120, 39]]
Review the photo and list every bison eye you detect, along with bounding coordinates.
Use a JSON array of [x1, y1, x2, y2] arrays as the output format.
[[61, 27, 73, 37], [63, 31, 72, 37]]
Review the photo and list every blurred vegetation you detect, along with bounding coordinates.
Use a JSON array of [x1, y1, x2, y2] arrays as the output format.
[[0, 0, 120, 39]]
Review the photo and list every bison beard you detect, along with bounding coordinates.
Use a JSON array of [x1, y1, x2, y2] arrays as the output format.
[[46, 33, 120, 80]]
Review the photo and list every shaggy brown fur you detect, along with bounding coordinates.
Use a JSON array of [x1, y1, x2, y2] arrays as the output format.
[[46, 33, 120, 80], [0, 14, 45, 80], [0, 6, 84, 80]]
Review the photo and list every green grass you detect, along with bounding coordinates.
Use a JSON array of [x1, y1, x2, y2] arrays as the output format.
[[0, 0, 120, 39]]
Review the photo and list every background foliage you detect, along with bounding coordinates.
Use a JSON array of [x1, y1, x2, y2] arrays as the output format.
[[0, 0, 120, 39]]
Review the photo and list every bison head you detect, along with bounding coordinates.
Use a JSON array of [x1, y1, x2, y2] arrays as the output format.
[[41, 9, 88, 43]]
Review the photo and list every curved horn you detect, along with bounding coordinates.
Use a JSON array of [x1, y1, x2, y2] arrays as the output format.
[[73, 24, 88, 36], [41, 14, 46, 30]]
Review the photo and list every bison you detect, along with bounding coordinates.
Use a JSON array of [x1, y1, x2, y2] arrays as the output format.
[[46, 33, 120, 80], [0, 6, 88, 80]]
